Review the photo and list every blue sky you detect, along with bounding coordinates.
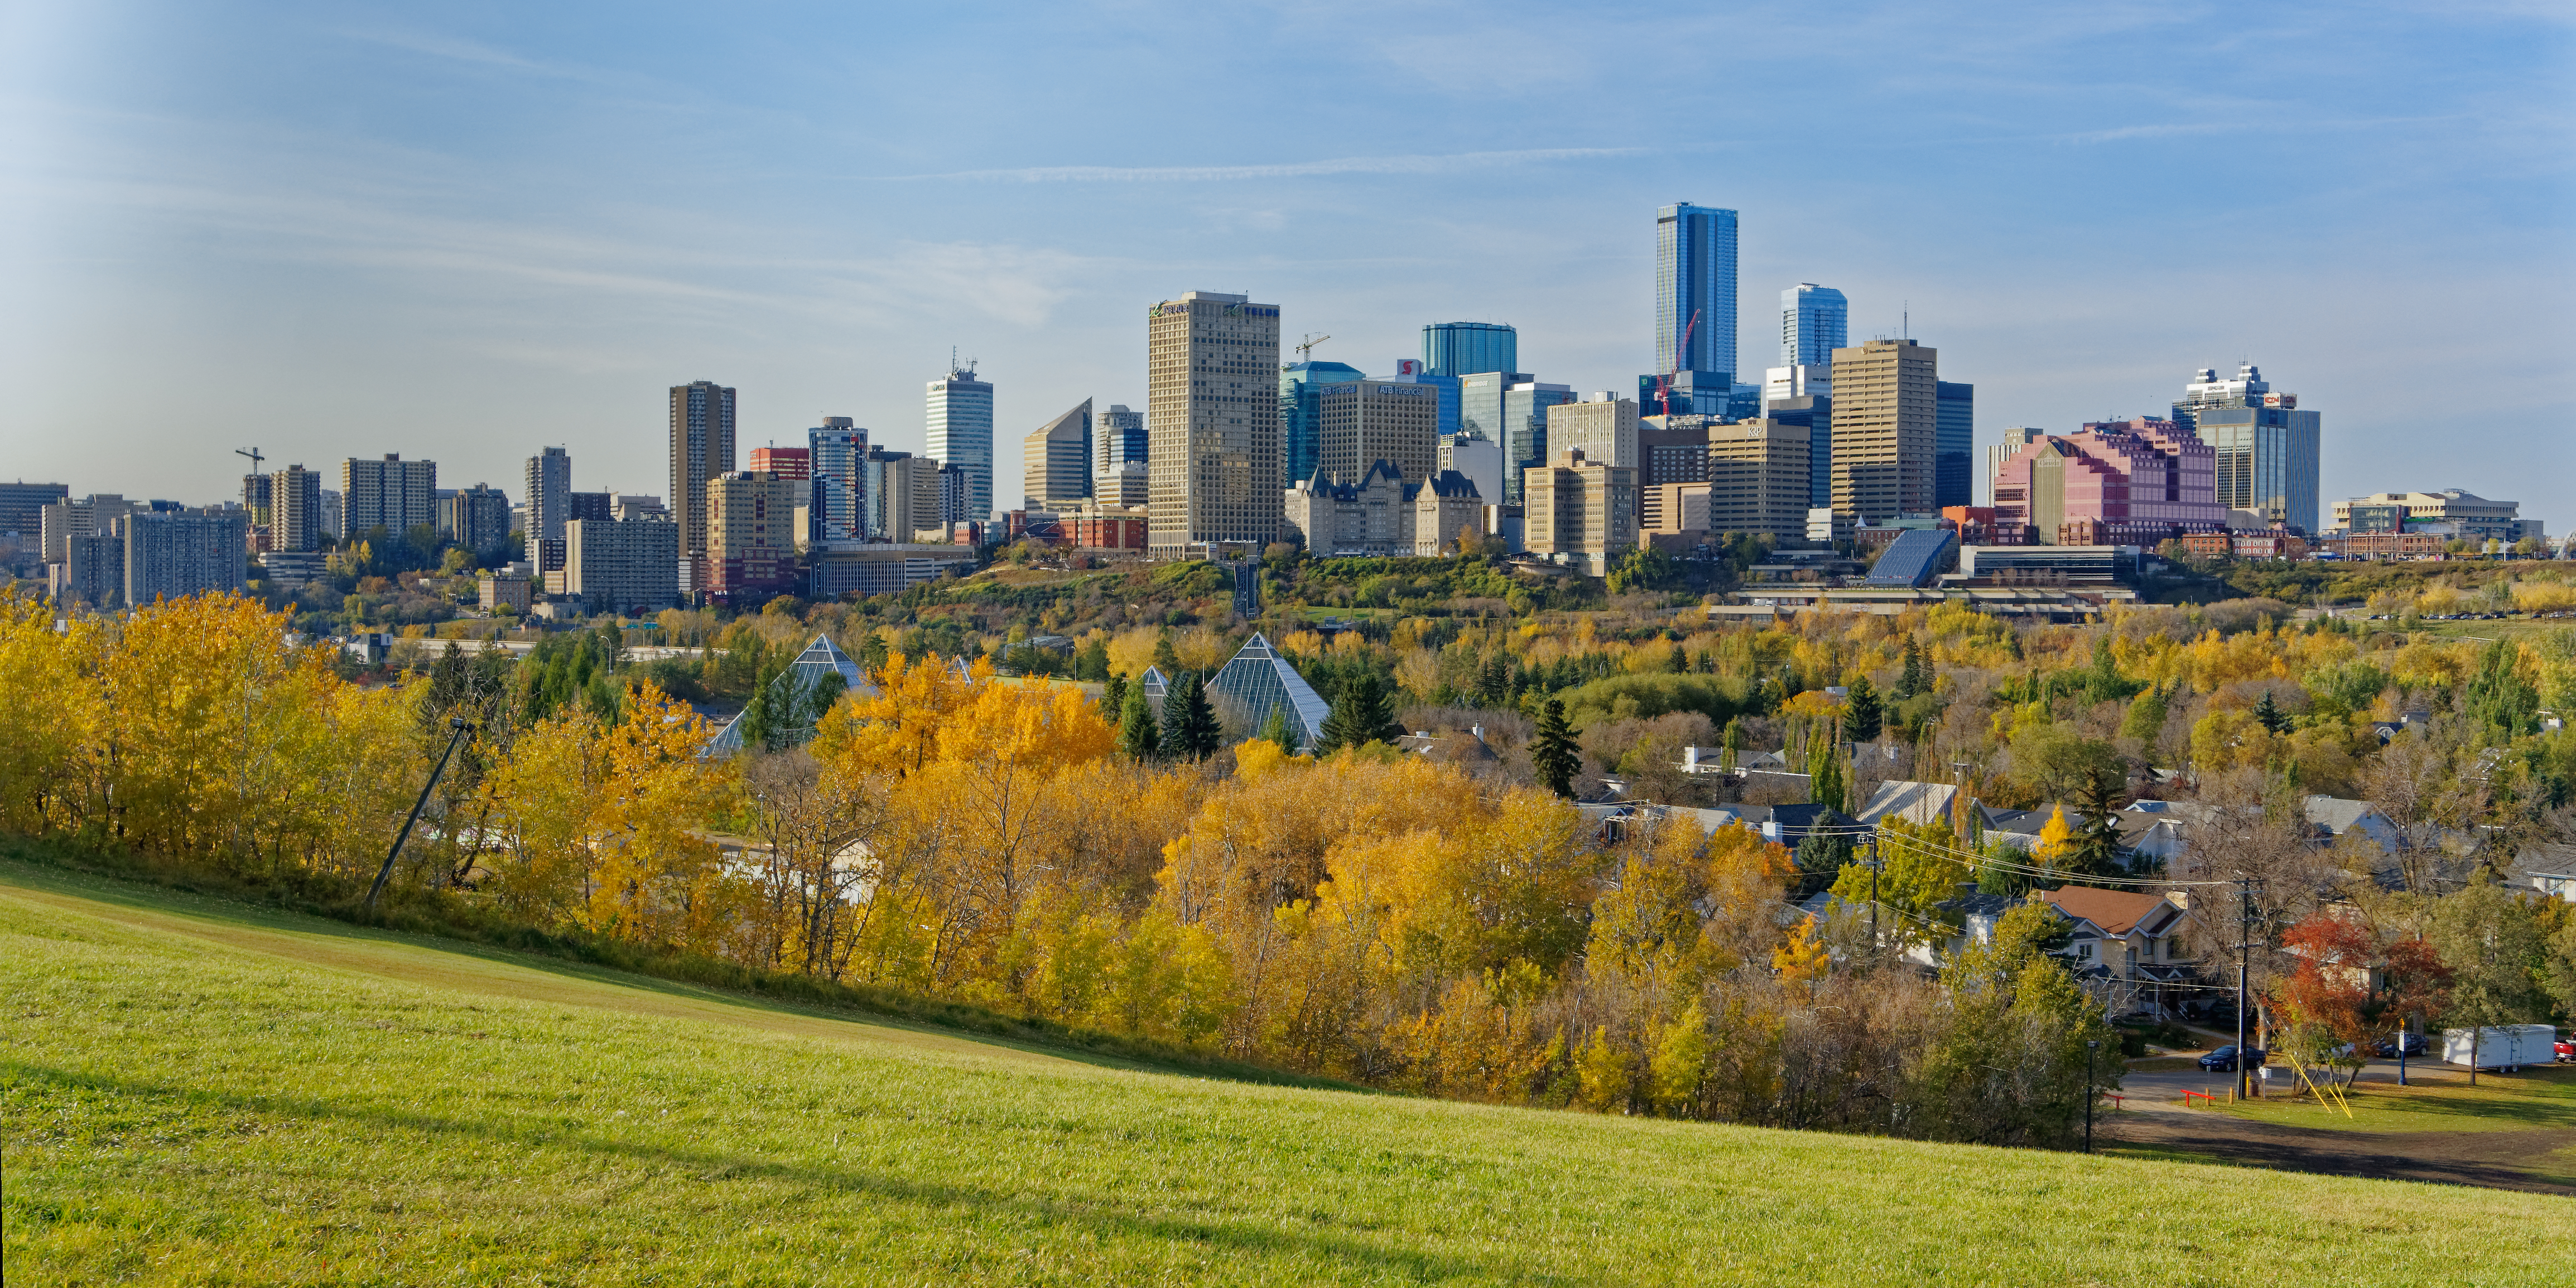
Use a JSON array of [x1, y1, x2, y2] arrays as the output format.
[[4, 1, 2570, 527]]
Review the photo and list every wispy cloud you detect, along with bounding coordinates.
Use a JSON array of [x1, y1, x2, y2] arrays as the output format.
[[2052, 115, 2457, 144], [883, 147, 1643, 183], [336, 29, 622, 86]]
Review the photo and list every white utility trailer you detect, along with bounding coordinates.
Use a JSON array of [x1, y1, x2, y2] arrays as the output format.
[[2442, 1025, 2556, 1070]]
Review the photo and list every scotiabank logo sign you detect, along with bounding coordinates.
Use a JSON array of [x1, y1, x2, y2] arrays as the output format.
[[1397, 359, 1423, 375]]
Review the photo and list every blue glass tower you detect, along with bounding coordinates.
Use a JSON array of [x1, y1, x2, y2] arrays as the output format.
[[1421, 322, 1518, 379], [1780, 283, 1848, 368], [1279, 360, 1367, 487], [1655, 203, 1738, 386], [1935, 381, 1974, 510]]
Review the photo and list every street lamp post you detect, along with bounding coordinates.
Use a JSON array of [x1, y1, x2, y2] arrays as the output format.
[[2085, 1039, 2100, 1154]]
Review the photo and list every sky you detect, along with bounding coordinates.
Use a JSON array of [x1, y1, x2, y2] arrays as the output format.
[[3, 1, 2571, 530]]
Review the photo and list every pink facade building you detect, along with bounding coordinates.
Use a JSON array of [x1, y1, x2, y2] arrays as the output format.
[[1992, 417, 2224, 546]]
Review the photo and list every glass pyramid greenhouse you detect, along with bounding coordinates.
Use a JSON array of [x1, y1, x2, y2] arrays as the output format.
[[1206, 633, 1330, 752], [701, 634, 876, 757]]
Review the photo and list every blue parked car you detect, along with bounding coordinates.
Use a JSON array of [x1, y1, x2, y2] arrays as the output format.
[[2198, 1045, 2267, 1072]]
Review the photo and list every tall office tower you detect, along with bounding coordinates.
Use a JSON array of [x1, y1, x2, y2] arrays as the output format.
[[1315, 380, 1441, 489], [1456, 371, 1529, 452], [1544, 395, 1640, 470], [1383, 360, 1460, 438], [1780, 283, 1847, 368], [41, 495, 130, 567], [340, 454, 438, 538], [267, 465, 322, 553], [862, 448, 928, 539], [2171, 363, 2321, 533], [1500, 380, 1575, 505], [1759, 394, 1833, 509], [1096, 404, 1147, 477], [669, 380, 738, 594], [1280, 360, 1366, 489], [1146, 291, 1283, 556], [1024, 399, 1093, 508], [441, 483, 512, 558], [705, 471, 802, 603], [1935, 381, 1975, 509], [0, 482, 69, 539], [565, 517, 681, 616], [1707, 420, 1814, 543], [1828, 339, 1938, 523], [1437, 429, 1504, 509], [524, 446, 572, 570], [808, 419, 869, 543], [1655, 202, 1739, 386], [927, 362, 994, 522], [938, 464, 969, 528], [1421, 322, 1518, 378], [748, 446, 811, 479], [123, 509, 249, 605], [1523, 450, 1638, 577]]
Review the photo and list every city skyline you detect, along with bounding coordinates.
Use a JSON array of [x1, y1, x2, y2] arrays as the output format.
[[2, 3, 2568, 529]]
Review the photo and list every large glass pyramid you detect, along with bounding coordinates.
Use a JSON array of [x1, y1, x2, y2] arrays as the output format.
[[1206, 633, 1330, 752], [701, 634, 877, 757]]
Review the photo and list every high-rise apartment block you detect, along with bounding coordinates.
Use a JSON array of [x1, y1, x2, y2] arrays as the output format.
[[669, 380, 737, 594], [705, 471, 802, 603], [1316, 380, 1441, 490], [440, 483, 512, 558], [2171, 363, 2321, 534], [1992, 418, 2223, 546], [1706, 419, 1818, 544], [123, 509, 249, 605], [341, 454, 437, 539], [525, 446, 572, 570], [1780, 283, 1848, 368], [1828, 339, 1938, 522], [0, 483, 69, 539], [1655, 203, 1739, 385], [565, 517, 680, 616], [938, 464, 969, 529], [1935, 381, 1975, 510], [41, 494, 134, 566], [1524, 449, 1638, 577], [808, 419, 869, 544], [927, 363, 994, 522], [748, 446, 811, 479], [1147, 291, 1283, 556], [270, 465, 324, 553], [1543, 395, 1640, 471], [1421, 322, 1518, 379], [1280, 360, 1364, 489], [1024, 399, 1093, 508]]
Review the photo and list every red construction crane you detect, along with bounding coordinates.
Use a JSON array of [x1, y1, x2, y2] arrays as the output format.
[[1655, 310, 1699, 413]]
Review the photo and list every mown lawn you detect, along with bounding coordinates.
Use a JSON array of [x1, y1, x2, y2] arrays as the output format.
[[6, 860, 2573, 1286], [2213, 1066, 2576, 1135]]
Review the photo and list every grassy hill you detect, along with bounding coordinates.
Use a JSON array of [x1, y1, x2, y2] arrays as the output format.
[[4, 863, 2570, 1286]]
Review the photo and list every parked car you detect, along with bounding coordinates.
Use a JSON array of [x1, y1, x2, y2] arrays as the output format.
[[2556, 1034, 2574, 1064], [2372, 1034, 2430, 1058], [2198, 1045, 2267, 1072]]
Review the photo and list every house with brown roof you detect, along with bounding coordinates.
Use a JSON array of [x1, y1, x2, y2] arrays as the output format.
[[2036, 885, 2201, 1019]]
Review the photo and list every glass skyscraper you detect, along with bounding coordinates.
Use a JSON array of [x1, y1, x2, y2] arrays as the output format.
[[1279, 360, 1366, 486], [926, 363, 993, 522], [1421, 322, 1518, 379], [2171, 363, 2322, 534], [807, 419, 868, 542], [1501, 380, 1575, 505], [1655, 203, 1739, 384], [1935, 381, 1974, 510], [1780, 283, 1848, 368]]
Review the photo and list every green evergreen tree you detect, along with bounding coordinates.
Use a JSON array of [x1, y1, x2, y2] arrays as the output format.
[[1531, 698, 1581, 798], [2062, 763, 2130, 880], [1151, 629, 1181, 676], [857, 630, 889, 675], [1161, 669, 1193, 750], [1897, 639, 1926, 700], [1842, 675, 1882, 744], [1117, 681, 1161, 760], [1665, 643, 1687, 673], [1073, 637, 1111, 681], [2253, 689, 2290, 735], [1102, 671, 1129, 720], [1315, 671, 1400, 754], [1807, 729, 1848, 811], [1171, 673, 1222, 760], [1257, 702, 1294, 752]]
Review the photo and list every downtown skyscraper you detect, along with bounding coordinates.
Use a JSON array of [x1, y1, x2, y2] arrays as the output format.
[[1655, 203, 1739, 387], [669, 380, 737, 594], [927, 361, 994, 522], [1146, 291, 1282, 557]]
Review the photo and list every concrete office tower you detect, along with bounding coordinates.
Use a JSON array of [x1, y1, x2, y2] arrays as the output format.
[[1936, 381, 1975, 510], [1437, 429, 1504, 509], [2171, 362, 2321, 533], [270, 465, 324, 553], [1763, 364, 1831, 406], [124, 509, 249, 605], [341, 454, 438, 538], [1096, 404, 1147, 478], [1317, 380, 1441, 489], [1780, 283, 1847, 368], [861, 448, 932, 540], [1707, 420, 1814, 543], [1828, 339, 1938, 523], [1421, 322, 1518, 378], [748, 446, 811, 479], [565, 516, 680, 616], [0, 483, 69, 540], [1280, 360, 1365, 489], [705, 471, 802, 603], [927, 362, 994, 522], [1524, 449, 1638, 577], [1758, 395, 1832, 510], [1146, 291, 1283, 556], [1500, 380, 1575, 505], [1024, 399, 1093, 508], [524, 446, 572, 568], [1544, 395, 1640, 470], [1381, 363, 1460, 439], [808, 419, 869, 544], [441, 483, 511, 558], [1656, 203, 1739, 385], [669, 380, 738, 594]]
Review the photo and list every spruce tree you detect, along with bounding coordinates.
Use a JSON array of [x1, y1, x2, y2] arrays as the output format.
[[1173, 673, 1222, 760], [2253, 688, 2289, 735], [1117, 682, 1161, 760], [1898, 639, 1926, 700], [1842, 675, 1882, 744], [1101, 671, 1129, 721], [1315, 672, 1399, 754], [1160, 669, 1193, 750], [1151, 629, 1181, 676], [1807, 729, 1847, 812], [1531, 698, 1581, 798]]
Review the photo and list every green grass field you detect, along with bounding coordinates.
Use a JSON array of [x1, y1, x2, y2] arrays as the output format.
[[6, 860, 2574, 1286], [2214, 1067, 2576, 1135]]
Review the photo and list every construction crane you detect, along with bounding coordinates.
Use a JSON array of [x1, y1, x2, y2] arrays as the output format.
[[1294, 333, 1331, 362], [234, 446, 265, 474], [1653, 310, 1699, 413]]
